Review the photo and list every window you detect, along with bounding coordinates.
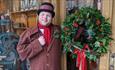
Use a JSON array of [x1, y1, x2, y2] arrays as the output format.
[[66, 0, 102, 14], [20, 0, 39, 11]]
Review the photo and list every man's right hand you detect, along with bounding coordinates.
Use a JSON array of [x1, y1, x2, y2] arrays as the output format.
[[38, 36, 46, 46]]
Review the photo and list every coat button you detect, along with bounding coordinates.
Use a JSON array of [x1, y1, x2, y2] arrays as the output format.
[[46, 64, 49, 67], [47, 53, 49, 56]]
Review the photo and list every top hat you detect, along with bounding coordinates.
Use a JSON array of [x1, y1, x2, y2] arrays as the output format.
[[37, 2, 55, 17]]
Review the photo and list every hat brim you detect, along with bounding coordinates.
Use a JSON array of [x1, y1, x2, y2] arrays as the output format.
[[37, 9, 55, 17]]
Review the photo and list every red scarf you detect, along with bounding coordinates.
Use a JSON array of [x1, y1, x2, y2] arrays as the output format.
[[38, 23, 52, 46]]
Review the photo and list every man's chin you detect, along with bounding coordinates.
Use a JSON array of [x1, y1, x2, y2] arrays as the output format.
[[42, 23, 50, 26], [42, 24, 49, 26]]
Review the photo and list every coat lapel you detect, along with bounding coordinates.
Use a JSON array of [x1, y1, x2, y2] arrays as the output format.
[[30, 27, 39, 36], [30, 26, 55, 52]]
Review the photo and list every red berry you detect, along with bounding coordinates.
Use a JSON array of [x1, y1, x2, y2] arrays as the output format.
[[109, 42, 112, 47], [64, 27, 69, 31], [73, 22, 79, 27]]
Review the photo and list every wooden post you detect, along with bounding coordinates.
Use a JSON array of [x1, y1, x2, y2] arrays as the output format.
[[59, 0, 67, 70], [12, 0, 20, 12], [59, 0, 66, 24], [51, 0, 60, 25], [111, 0, 115, 53], [42, 0, 51, 2], [99, 0, 113, 70], [0, 0, 6, 13]]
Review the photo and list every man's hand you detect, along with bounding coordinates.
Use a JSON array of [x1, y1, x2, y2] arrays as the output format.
[[38, 36, 46, 46]]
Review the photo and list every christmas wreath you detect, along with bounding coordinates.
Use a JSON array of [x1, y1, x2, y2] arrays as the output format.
[[61, 7, 112, 62]]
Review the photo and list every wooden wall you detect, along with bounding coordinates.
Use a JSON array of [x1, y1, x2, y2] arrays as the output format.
[[0, 0, 6, 13], [99, 0, 115, 70]]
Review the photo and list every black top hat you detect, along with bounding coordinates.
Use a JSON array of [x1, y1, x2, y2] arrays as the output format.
[[37, 2, 55, 17]]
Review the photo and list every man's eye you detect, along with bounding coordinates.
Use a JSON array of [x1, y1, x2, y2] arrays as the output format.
[[47, 15, 51, 18], [41, 14, 45, 16]]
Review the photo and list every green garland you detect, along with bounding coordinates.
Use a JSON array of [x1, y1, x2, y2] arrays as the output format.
[[61, 7, 112, 61]]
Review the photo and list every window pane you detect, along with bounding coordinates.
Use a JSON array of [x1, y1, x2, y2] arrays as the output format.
[[66, 0, 101, 14]]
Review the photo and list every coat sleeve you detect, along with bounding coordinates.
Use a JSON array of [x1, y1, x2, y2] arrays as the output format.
[[16, 29, 43, 61]]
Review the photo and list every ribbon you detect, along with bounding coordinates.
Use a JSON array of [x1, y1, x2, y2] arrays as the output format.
[[74, 44, 90, 70]]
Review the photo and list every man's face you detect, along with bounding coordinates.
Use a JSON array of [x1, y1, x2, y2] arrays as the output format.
[[38, 11, 52, 26]]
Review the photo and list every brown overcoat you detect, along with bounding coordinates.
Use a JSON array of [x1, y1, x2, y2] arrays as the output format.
[[17, 25, 62, 70]]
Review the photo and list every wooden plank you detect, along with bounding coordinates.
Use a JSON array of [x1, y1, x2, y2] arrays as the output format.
[[99, 0, 113, 70], [0, 0, 6, 13], [43, 0, 51, 2], [12, 0, 20, 12], [111, 0, 115, 54], [111, 0, 115, 40], [51, 0, 60, 25], [59, 0, 66, 24], [28, 14, 37, 28], [59, 0, 67, 70]]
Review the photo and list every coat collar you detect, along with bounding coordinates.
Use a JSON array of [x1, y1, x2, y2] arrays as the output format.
[[30, 27, 39, 35], [30, 26, 55, 52]]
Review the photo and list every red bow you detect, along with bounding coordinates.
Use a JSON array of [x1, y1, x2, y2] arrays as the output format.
[[74, 44, 90, 70]]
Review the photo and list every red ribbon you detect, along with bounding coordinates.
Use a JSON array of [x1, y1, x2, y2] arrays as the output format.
[[74, 44, 90, 70]]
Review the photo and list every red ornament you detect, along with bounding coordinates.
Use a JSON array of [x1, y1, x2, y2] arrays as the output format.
[[73, 22, 79, 27], [96, 19, 101, 25], [109, 42, 112, 47], [64, 27, 69, 31]]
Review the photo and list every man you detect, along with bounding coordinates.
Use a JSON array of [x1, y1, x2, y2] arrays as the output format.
[[17, 2, 61, 70]]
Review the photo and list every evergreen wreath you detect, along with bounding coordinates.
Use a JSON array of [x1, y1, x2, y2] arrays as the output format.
[[61, 7, 112, 61]]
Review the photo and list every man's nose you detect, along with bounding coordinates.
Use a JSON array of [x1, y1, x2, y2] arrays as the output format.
[[44, 15, 48, 21]]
